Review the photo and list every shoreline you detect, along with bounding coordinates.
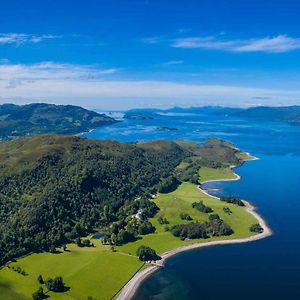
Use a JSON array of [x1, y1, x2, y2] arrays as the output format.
[[116, 156, 272, 300]]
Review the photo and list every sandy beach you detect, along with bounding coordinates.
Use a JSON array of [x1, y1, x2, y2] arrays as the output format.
[[116, 158, 272, 300]]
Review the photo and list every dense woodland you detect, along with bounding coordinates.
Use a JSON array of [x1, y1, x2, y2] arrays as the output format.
[[0, 135, 244, 265]]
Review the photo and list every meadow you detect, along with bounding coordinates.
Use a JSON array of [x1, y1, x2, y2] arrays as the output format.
[[199, 166, 238, 183], [0, 243, 144, 300]]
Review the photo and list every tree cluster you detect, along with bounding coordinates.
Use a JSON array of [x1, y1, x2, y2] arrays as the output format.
[[170, 215, 233, 239], [102, 217, 156, 246], [250, 223, 264, 233], [220, 196, 245, 206], [223, 207, 232, 215], [157, 216, 169, 224], [32, 287, 46, 300], [157, 176, 180, 193], [44, 276, 66, 292], [192, 201, 213, 213], [179, 212, 193, 220]]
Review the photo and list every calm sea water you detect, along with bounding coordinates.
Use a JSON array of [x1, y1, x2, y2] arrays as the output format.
[[84, 111, 300, 299]]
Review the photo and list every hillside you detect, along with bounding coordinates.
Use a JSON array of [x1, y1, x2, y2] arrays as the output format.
[[231, 106, 300, 124], [0, 103, 117, 140], [0, 135, 243, 266]]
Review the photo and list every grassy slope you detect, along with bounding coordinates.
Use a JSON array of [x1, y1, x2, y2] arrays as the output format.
[[199, 166, 237, 183], [0, 166, 257, 300], [117, 181, 257, 255]]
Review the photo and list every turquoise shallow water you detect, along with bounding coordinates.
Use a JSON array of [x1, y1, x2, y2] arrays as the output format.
[[84, 111, 300, 299]]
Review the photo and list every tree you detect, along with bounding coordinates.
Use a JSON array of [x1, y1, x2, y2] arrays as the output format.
[[208, 214, 220, 221], [81, 239, 91, 247], [138, 221, 155, 235], [45, 276, 66, 292], [37, 274, 44, 284], [179, 212, 192, 220], [250, 223, 264, 233], [110, 233, 117, 245], [75, 238, 82, 247], [136, 245, 159, 261], [32, 287, 45, 300]]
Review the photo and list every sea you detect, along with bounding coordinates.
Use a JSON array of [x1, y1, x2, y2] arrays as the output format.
[[83, 109, 300, 300]]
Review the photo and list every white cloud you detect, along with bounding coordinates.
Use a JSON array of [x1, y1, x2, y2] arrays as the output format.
[[141, 37, 160, 44], [0, 33, 59, 45], [0, 62, 299, 109], [163, 60, 184, 65], [0, 62, 118, 87], [172, 35, 300, 53]]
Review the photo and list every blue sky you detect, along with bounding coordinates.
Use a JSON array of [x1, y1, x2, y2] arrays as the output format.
[[1, 0, 300, 109]]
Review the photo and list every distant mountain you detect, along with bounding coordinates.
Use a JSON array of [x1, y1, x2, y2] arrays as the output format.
[[0, 103, 117, 140], [123, 109, 157, 120], [231, 106, 300, 124], [123, 106, 243, 120], [165, 106, 243, 115]]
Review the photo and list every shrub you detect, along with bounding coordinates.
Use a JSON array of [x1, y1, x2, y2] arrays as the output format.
[[179, 212, 193, 220], [250, 223, 264, 233]]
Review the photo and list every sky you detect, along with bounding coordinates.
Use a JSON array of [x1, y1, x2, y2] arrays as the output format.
[[1, 0, 300, 109]]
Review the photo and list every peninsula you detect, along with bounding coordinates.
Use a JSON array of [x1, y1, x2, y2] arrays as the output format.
[[117, 154, 271, 300], [0, 136, 271, 300]]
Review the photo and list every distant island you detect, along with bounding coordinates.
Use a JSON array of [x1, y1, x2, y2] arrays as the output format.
[[122, 105, 300, 125], [123, 109, 155, 120], [0, 135, 271, 300], [0, 103, 117, 140], [157, 126, 178, 131]]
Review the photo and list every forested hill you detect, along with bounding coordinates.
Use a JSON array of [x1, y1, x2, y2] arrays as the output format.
[[0, 103, 116, 140], [0, 135, 243, 265]]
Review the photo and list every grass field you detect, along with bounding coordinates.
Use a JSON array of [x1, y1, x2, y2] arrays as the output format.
[[0, 243, 144, 300], [236, 151, 255, 161], [199, 166, 238, 183], [117, 182, 257, 255], [0, 167, 258, 300]]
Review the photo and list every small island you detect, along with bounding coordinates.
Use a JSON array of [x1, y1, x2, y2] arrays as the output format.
[[157, 126, 179, 131], [0, 136, 271, 300]]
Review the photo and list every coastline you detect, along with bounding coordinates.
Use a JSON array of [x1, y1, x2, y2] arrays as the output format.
[[116, 157, 272, 300]]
